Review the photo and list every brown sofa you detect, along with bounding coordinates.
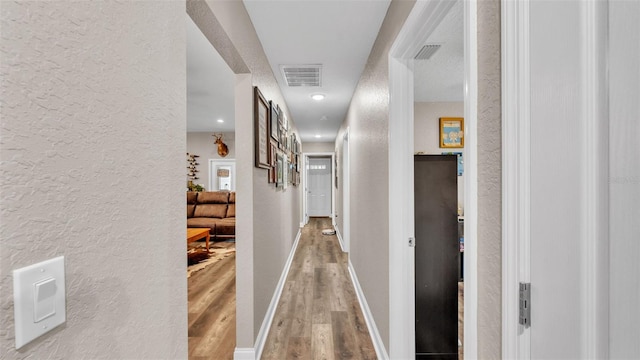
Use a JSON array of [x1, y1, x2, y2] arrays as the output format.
[[187, 191, 235, 240]]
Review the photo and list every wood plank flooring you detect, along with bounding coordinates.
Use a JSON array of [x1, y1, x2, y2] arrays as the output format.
[[459, 281, 464, 359], [261, 217, 377, 360], [186, 221, 465, 359], [188, 242, 236, 360]]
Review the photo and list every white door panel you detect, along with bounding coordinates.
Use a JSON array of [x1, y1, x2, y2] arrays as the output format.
[[530, 1, 584, 357], [505, 1, 621, 358], [609, 1, 640, 358], [308, 157, 332, 217]]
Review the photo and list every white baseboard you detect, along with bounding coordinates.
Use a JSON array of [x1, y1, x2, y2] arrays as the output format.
[[335, 226, 346, 252], [348, 260, 389, 360], [233, 347, 255, 360], [254, 228, 303, 359]]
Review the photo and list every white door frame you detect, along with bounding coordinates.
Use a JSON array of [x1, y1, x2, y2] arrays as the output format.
[[208, 158, 236, 191], [501, 0, 610, 358], [388, 0, 478, 358], [342, 129, 351, 253], [302, 152, 335, 225]]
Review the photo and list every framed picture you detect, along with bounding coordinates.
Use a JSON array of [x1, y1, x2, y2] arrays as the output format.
[[283, 156, 288, 190], [276, 153, 284, 188], [279, 124, 287, 150], [439, 117, 464, 148], [254, 87, 270, 168], [280, 110, 288, 132], [269, 101, 279, 142], [268, 140, 278, 183]]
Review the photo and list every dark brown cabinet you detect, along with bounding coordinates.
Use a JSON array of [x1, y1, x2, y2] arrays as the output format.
[[414, 155, 459, 359]]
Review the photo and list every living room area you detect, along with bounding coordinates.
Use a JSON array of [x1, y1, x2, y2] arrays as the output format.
[[185, 13, 238, 358]]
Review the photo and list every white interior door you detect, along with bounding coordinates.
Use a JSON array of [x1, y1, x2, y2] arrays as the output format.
[[504, 1, 612, 358], [307, 157, 332, 217], [530, 2, 585, 357], [609, 1, 640, 358]]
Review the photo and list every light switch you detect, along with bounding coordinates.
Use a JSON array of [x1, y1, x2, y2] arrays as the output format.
[[34, 278, 57, 322], [13, 256, 66, 349]]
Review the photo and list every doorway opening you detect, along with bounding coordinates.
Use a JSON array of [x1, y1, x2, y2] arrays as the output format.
[[388, 0, 478, 358], [209, 159, 236, 191], [302, 152, 336, 226], [186, 12, 237, 359]]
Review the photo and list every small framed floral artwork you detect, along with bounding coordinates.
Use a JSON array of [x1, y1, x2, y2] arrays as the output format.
[[439, 117, 464, 148]]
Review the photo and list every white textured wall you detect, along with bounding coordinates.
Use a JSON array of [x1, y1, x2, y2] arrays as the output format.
[[414, 101, 465, 210], [187, 131, 236, 189], [337, 0, 416, 350], [0, 1, 187, 358], [477, 0, 502, 358]]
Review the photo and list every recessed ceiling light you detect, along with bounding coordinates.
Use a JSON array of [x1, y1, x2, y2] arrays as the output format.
[[311, 94, 325, 101], [315, 134, 322, 138], [217, 119, 224, 123]]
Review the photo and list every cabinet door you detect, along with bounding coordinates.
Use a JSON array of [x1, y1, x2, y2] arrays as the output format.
[[414, 155, 459, 359]]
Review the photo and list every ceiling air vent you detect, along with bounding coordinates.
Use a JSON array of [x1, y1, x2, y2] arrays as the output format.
[[280, 64, 322, 87], [414, 44, 442, 60]]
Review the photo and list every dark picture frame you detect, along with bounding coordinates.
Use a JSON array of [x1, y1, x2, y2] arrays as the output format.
[[254, 87, 270, 169]]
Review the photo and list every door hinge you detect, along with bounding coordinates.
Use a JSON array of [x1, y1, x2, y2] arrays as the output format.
[[519, 282, 531, 328], [408, 237, 415, 247]]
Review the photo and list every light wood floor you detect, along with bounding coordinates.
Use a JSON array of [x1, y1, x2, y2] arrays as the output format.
[[186, 224, 464, 360], [188, 242, 236, 360], [459, 281, 464, 359], [261, 217, 377, 360]]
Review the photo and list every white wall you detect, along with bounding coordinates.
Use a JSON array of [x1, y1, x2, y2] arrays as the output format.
[[187, 131, 236, 190], [609, 1, 640, 358], [414, 101, 465, 210], [0, 1, 187, 358], [302, 142, 334, 153]]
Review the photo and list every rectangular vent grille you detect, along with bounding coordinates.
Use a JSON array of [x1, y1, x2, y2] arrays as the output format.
[[415, 44, 442, 60], [281, 64, 322, 87]]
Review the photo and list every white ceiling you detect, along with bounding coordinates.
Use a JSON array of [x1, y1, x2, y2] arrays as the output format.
[[243, 0, 391, 142], [186, 1, 462, 140], [186, 14, 236, 133], [414, 0, 464, 102]]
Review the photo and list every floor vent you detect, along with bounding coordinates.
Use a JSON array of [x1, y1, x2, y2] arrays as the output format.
[[280, 64, 322, 87], [415, 44, 442, 60]]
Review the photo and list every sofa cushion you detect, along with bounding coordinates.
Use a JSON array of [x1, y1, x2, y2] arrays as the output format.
[[187, 218, 217, 233], [226, 204, 235, 218], [187, 191, 199, 205], [229, 192, 235, 203], [216, 219, 236, 235], [194, 204, 228, 218], [198, 191, 229, 204], [187, 204, 196, 218]]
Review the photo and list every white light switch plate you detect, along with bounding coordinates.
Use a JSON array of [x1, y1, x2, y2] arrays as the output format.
[[13, 256, 66, 349]]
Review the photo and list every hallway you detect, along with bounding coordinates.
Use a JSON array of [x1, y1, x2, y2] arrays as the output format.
[[261, 218, 376, 359]]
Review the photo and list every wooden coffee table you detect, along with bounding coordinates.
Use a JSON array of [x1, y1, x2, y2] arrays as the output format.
[[187, 228, 210, 252]]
